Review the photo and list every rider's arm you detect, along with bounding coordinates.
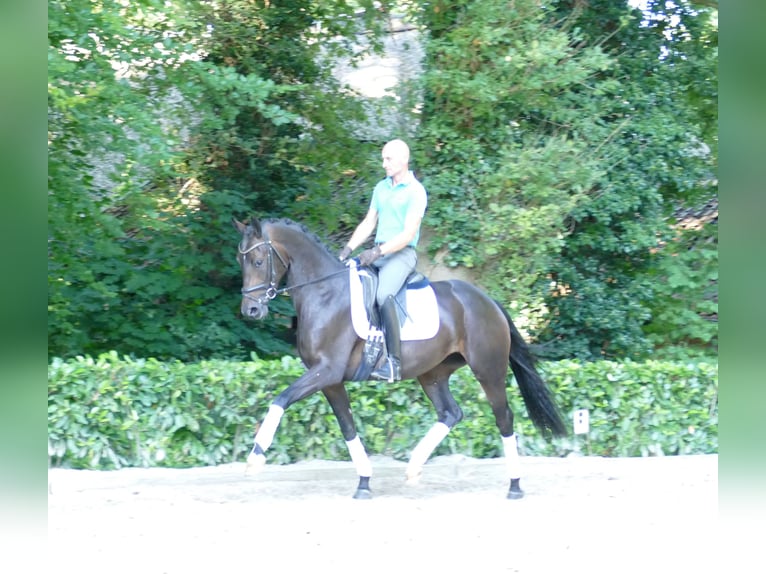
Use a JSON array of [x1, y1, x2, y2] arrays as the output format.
[[346, 208, 378, 251]]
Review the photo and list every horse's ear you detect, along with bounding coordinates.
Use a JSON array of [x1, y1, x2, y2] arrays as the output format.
[[232, 217, 248, 235], [248, 216, 262, 238]]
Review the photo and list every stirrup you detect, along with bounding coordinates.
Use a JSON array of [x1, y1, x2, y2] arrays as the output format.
[[371, 357, 401, 382]]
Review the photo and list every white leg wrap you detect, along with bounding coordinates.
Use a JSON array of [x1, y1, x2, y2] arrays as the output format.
[[345, 436, 373, 478], [254, 404, 284, 452], [407, 422, 450, 477], [502, 433, 522, 479]]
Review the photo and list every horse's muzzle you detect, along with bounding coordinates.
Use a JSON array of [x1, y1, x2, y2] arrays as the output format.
[[241, 300, 269, 320]]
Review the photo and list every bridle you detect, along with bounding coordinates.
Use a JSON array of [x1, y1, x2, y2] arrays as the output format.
[[238, 238, 290, 305], [238, 236, 348, 306]]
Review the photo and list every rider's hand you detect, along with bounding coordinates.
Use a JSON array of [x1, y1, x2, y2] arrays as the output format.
[[338, 245, 352, 261], [358, 245, 382, 266]]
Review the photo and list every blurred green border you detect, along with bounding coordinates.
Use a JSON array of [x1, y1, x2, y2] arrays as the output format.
[[718, 4, 766, 562], [720, 0, 766, 490], [0, 0, 47, 556]]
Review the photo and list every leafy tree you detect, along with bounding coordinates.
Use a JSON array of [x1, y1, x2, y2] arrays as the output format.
[[415, 0, 620, 333], [48, 0, 295, 360], [183, 0, 396, 233], [48, 0, 398, 361], [538, 0, 718, 359], [413, 0, 717, 360], [48, 0, 717, 362], [643, 212, 718, 358]]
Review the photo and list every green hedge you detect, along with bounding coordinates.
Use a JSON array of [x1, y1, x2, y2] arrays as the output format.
[[48, 352, 718, 469]]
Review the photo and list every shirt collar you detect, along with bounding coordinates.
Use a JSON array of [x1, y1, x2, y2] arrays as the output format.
[[388, 170, 414, 188]]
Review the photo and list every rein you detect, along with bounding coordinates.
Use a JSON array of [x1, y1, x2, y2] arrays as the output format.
[[239, 238, 347, 304]]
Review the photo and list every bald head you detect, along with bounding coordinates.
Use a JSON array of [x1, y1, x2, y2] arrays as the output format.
[[381, 139, 411, 183], [382, 139, 410, 163]]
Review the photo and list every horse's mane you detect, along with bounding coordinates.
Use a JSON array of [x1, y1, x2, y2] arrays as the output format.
[[264, 218, 338, 260]]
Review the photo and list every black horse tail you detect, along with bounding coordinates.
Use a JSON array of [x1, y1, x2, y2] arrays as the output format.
[[494, 300, 567, 438]]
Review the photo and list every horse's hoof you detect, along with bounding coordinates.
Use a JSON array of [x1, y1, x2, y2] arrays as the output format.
[[507, 477, 524, 499], [507, 488, 524, 500], [353, 488, 372, 500], [245, 452, 266, 476]]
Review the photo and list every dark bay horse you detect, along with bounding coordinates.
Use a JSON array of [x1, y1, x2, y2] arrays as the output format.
[[233, 217, 566, 499]]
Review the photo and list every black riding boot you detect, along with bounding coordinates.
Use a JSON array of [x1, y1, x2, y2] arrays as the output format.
[[371, 296, 401, 382]]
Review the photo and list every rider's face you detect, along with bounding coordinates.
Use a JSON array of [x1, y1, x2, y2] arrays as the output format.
[[382, 145, 408, 180]]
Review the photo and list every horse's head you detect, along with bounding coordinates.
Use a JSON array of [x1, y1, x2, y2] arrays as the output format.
[[232, 217, 289, 320]]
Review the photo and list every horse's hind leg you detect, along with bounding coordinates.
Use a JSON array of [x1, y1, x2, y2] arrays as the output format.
[[408, 364, 464, 483], [322, 384, 373, 499], [472, 366, 525, 499]]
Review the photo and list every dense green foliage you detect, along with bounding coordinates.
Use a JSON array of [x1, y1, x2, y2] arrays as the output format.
[[539, 0, 718, 359], [416, 0, 717, 359], [49, 354, 717, 469], [48, 0, 717, 362], [48, 0, 393, 361], [48, 0, 271, 360]]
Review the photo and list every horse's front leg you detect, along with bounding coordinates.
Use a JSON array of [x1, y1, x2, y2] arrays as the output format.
[[245, 363, 342, 475], [322, 384, 373, 499]]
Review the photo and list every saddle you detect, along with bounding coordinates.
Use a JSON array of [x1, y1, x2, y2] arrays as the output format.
[[348, 261, 439, 381], [356, 266, 428, 329]]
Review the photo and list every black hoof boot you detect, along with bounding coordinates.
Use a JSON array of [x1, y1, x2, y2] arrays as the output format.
[[507, 478, 524, 500], [353, 476, 372, 500]]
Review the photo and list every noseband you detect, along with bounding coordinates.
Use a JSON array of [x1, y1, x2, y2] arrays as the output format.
[[238, 237, 290, 305]]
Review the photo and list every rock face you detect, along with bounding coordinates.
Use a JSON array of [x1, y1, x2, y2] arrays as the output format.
[[332, 13, 425, 141]]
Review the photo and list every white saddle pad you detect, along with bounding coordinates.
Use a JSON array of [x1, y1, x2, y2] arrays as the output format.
[[348, 261, 439, 341]]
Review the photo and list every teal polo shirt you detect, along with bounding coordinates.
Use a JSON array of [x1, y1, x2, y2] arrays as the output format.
[[370, 171, 428, 247]]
